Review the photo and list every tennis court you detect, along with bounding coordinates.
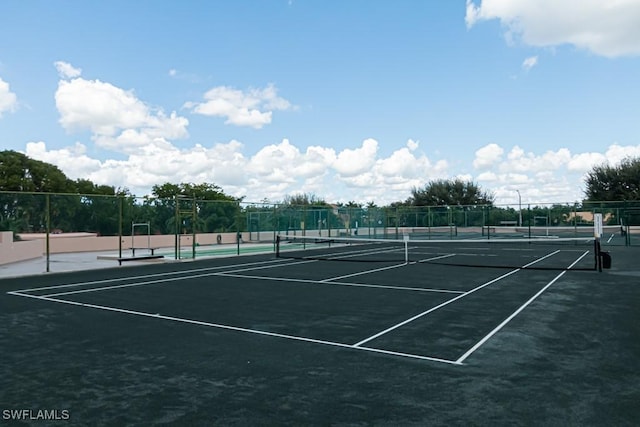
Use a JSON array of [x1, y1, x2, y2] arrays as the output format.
[[1, 233, 639, 425]]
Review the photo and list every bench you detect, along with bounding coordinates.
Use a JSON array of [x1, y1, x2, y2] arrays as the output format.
[[131, 247, 160, 256], [499, 221, 518, 226], [117, 254, 164, 266]]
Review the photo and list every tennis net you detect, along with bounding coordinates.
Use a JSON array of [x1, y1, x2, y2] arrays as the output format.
[[275, 234, 599, 271], [482, 224, 622, 239]]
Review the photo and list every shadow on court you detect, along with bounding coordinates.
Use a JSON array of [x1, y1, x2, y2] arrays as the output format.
[[1, 242, 639, 425]]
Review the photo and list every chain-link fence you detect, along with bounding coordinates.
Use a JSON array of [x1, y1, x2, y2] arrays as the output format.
[[1, 191, 639, 271], [242, 201, 638, 243]]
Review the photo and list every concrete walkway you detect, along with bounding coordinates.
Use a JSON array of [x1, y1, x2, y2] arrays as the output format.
[[0, 251, 161, 279], [0, 243, 277, 279]]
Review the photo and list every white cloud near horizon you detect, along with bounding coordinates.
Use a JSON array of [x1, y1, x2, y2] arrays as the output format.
[[24, 135, 640, 206], [23, 137, 450, 205], [466, 0, 640, 57], [0, 77, 18, 117], [184, 84, 294, 129], [472, 142, 640, 204]]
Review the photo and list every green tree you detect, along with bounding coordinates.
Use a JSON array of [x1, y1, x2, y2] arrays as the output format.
[[0, 151, 130, 234], [0, 150, 72, 192], [584, 157, 640, 201], [148, 182, 242, 234], [409, 178, 495, 206], [281, 193, 326, 206], [61, 179, 122, 234], [151, 182, 238, 201], [72, 178, 116, 196], [0, 151, 73, 232]]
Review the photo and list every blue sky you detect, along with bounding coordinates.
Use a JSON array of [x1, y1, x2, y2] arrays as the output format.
[[1, 0, 639, 206]]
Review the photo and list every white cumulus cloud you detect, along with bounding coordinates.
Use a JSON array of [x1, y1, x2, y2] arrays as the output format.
[[522, 56, 538, 71], [25, 135, 640, 206], [0, 77, 18, 117], [605, 143, 640, 163], [54, 67, 189, 154], [28, 63, 640, 206], [474, 141, 640, 205], [466, 0, 640, 57], [25, 141, 101, 178], [501, 147, 573, 173], [54, 61, 82, 79], [407, 139, 419, 151], [185, 84, 294, 129], [473, 143, 504, 169], [333, 138, 379, 177]]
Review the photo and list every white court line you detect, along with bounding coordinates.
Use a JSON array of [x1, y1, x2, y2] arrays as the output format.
[[283, 241, 403, 255], [455, 250, 591, 364], [43, 249, 563, 309], [280, 243, 404, 261], [321, 254, 456, 282], [320, 262, 408, 282], [6, 291, 460, 365], [39, 259, 318, 298], [323, 247, 405, 261], [11, 257, 294, 294], [216, 272, 465, 294], [41, 261, 466, 298], [33, 253, 464, 298], [352, 269, 521, 347], [41, 270, 248, 297], [352, 250, 562, 348], [216, 259, 318, 274], [321, 254, 463, 293], [415, 253, 458, 263]]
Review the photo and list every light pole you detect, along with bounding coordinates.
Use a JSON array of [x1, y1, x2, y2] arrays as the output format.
[[516, 190, 522, 226]]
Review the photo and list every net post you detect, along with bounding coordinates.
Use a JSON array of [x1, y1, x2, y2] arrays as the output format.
[[594, 213, 603, 271], [593, 238, 602, 272], [626, 224, 630, 246], [275, 235, 280, 258], [403, 234, 409, 264], [45, 193, 50, 273]]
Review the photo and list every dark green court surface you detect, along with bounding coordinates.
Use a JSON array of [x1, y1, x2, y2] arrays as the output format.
[[1, 241, 639, 425]]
